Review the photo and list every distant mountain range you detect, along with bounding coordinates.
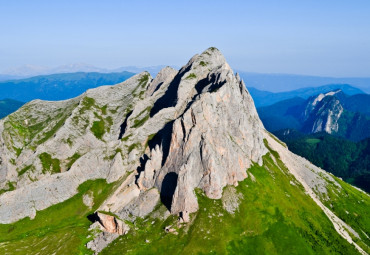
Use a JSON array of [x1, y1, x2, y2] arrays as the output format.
[[1, 63, 106, 77], [0, 75, 23, 82], [249, 84, 365, 107], [239, 71, 370, 93], [257, 90, 370, 141], [3, 65, 370, 94], [0, 99, 24, 119], [0, 71, 135, 102], [0, 64, 173, 79]]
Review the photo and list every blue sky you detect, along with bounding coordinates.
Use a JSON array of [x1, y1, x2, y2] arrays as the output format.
[[0, 0, 369, 76]]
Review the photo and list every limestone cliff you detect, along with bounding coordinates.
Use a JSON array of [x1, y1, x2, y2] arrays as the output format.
[[302, 91, 343, 134]]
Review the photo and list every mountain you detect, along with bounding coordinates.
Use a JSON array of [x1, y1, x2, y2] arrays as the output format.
[[0, 71, 135, 102], [2, 64, 50, 77], [1, 64, 175, 78], [239, 71, 370, 93], [0, 48, 368, 255], [1, 63, 108, 77], [274, 129, 370, 193], [258, 90, 370, 141], [0, 75, 23, 82], [249, 84, 365, 107], [0, 99, 25, 119]]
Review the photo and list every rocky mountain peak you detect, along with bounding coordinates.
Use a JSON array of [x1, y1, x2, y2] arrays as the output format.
[[100, 46, 267, 221], [302, 90, 344, 134]]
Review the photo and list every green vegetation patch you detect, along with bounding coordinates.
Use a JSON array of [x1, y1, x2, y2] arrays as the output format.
[[0, 179, 116, 255], [132, 73, 150, 98], [0, 181, 16, 195], [3, 101, 78, 152], [105, 148, 123, 161], [132, 107, 151, 128], [36, 113, 69, 145], [320, 176, 370, 252], [39, 152, 61, 174], [13, 146, 22, 157], [306, 138, 321, 145], [91, 119, 105, 140], [66, 153, 81, 170], [127, 143, 141, 153], [199, 61, 207, 66], [101, 105, 108, 115], [144, 133, 157, 149], [132, 115, 150, 128], [138, 73, 150, 88], [79, 97, 96, 114], [185, 73, 196, 80], [121, 134, 132, 142], [18, 165, 33, 176], [88, 105, 115, 140]]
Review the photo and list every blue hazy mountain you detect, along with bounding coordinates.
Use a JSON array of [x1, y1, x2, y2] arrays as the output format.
[[0, 99, 25, 119], [249, 84, 365, 107], [0, 71, 135, 102], [0, 75, 22, 82], [239, 71, 370, 93]]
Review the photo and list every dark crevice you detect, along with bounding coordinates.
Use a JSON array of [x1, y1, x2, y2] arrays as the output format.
[[147, 120, 174, 167], [152, 82, 164, 95], [87, 212, 102, 225], [207, 73, 227, 93], [135, 154, 150, 184], [118, 110, 133, 139], [150, 64, 192, 117], [160, 172, 178, 211], [238, 81, 244, 95], [194, 77, 210, 94], [181, 74, 227, 119], [180, 119, 187, 142]]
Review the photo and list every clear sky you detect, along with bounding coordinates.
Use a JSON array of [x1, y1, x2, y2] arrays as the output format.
[[1, 0, 370, 77]]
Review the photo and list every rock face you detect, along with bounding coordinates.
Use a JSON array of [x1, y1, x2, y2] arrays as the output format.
[[96, 212, 129, 235], [302, 91, 343, 134], [100, 47, 267, 222]]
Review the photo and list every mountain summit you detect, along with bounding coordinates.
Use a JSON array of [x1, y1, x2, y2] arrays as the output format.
[[0, 48, 368, 254]]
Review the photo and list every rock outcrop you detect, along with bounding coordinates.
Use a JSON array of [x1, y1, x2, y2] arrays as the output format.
[[302, 91, 343, 134], [95, 212, 129, 235]]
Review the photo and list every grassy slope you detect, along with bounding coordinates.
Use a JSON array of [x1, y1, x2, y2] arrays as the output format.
[[0, 148, 368, 254], [0, 179, 116, 255], [101, 150, 364, 254], [318, 174, 370, 252]]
